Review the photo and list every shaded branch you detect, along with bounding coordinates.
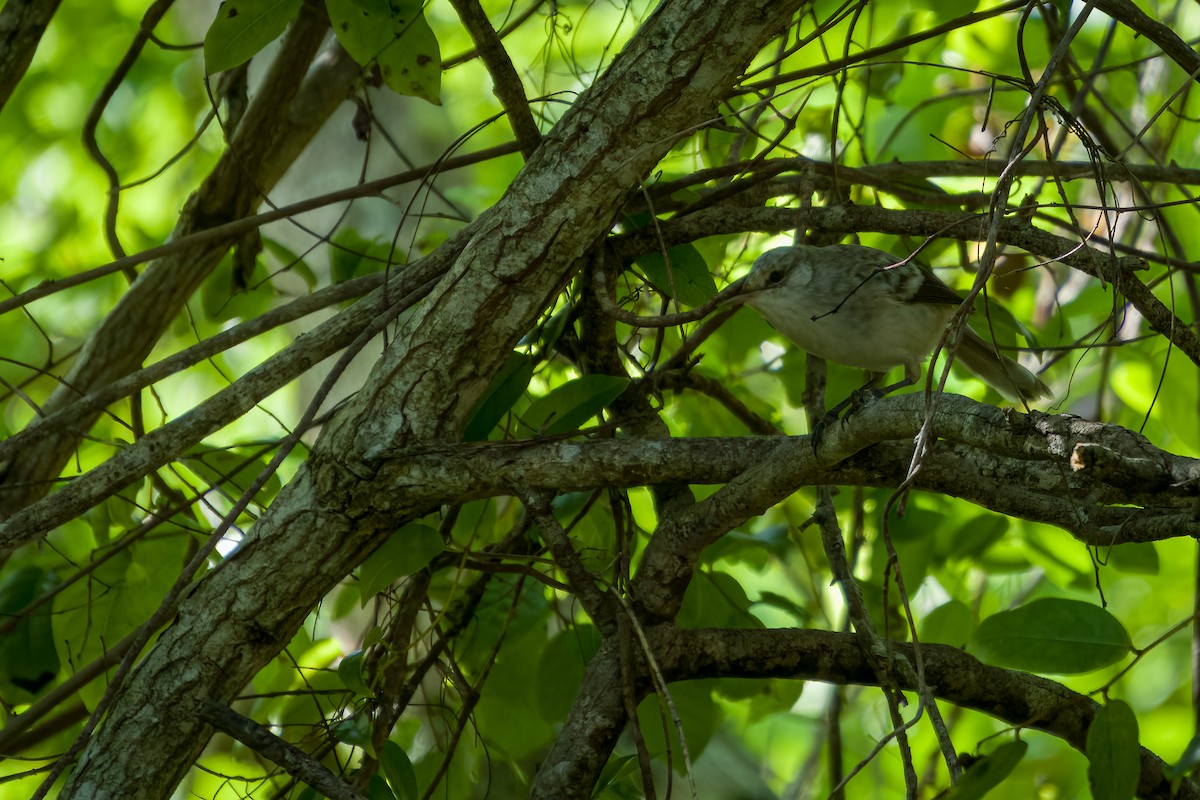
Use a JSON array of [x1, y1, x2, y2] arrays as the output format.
[[0, 0, 61, 111], [8, 392, 1197, 559], [447, 0, 541, 157], [197, 701, 366, 800], [532, 624, 1200, 800]]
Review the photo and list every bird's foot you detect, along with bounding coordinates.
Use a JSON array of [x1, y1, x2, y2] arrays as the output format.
[[810, 384, 888, 451]]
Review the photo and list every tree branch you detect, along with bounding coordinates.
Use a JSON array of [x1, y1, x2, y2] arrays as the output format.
[[0, 0, 61, 112], [533, 623, 1200, 799], [197, 701, 366, 800]]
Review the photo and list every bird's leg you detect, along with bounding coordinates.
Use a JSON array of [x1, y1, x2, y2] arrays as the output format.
[[812, 373, 880, 448], [811, 370, 916, 450]]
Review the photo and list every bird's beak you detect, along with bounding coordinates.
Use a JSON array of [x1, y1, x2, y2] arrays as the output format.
[[716, 276, 749, 306]]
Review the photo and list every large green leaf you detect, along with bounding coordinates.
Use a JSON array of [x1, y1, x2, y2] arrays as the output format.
[[536, 625, 602, 722], [381, 739, 419, 800], [520, 374, 629, 436], [464, 353, 534, 441], [53, 533, 189, 709], [358, 523, 443, 604], [204, 0, 304, 75], [1087, 699, 1140, 800], [634, 242, 718, 308], [635, 680, 721, 769], [920, 599, 975, 648], [971, 598, 1132, 674]]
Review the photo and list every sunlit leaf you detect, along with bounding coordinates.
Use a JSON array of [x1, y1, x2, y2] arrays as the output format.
[[971, 598, 1132, 674], [520, 374, 629, 436], [326, 0, 441, 103], [204, 0, 304, 75], [634, 242, 718, 307], [921, 599, 975, 648]]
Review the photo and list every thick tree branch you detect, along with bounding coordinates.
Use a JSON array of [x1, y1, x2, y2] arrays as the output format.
[[0, 0, 61, 112], [533, 624, 1200, 800], [8, 390, 1197, 559]]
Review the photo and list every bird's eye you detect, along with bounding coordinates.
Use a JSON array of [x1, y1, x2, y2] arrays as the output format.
[[768, 270, 784, 284]]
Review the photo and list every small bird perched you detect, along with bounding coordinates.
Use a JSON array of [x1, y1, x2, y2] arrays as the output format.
[[725, 244, 1051, 402]]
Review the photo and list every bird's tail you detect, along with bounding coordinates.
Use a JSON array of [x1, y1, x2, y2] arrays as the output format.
[[955, 328, 1051, 402]]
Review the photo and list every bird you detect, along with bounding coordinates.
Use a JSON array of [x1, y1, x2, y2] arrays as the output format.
[[723, 243, 1051, 403]]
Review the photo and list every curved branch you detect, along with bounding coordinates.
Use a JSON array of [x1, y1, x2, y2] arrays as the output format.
[[533, 624, 1200, 799]]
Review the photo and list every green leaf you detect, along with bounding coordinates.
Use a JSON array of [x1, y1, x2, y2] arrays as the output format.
[[634, 242, 718, 308], [463, 353, 534, 441], [678, 571, 760, 630], [0, 566, 61, 697], [367, 774, 396, 800], [593, 754, 640, 797], [326, 0, 442, 104], [971, 598, 1132, 674], [262, 236, 317, 289], [330, 229, 395, 284], [53, 533, 189, 709], [359, 524, 443, 603], [535, 626, 602, 722], [939, 513, 1008, 561], [183, 447, 283, 507], [920, 599, 975, 648], [381, 739, 419, 800], [1106, 542, 1159, 575], [333, 712, 375, 756], [204, 0, 304, 75], [945, 740, 1028, 799], [1087, 699, 1140, 800], [337, 650, 372, 697], [521, 374, 629, 436], [635, 681, 720, 769]]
